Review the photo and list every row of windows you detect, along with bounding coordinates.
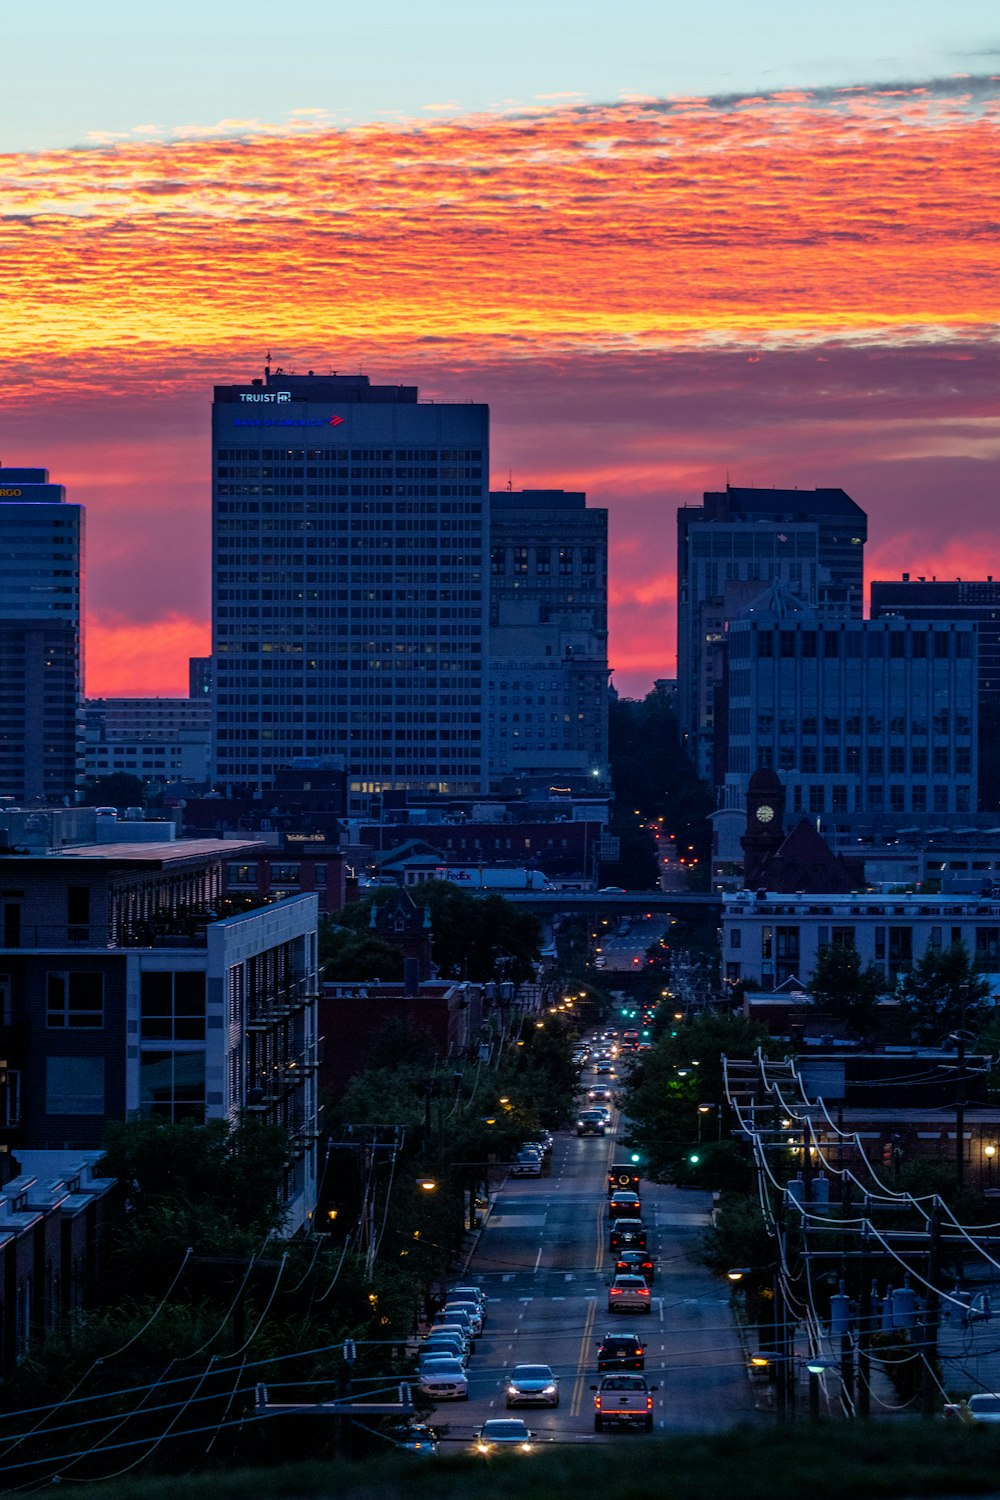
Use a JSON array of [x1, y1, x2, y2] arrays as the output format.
[[216, 447, 483, 461], [491, 546, 599, 575], [738, 628, 973, 660], [43, 970, 206, 1035]]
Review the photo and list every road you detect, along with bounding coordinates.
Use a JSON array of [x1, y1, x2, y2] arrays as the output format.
[[429, 1078, 762, 1447], [592, 912, 672, 973]]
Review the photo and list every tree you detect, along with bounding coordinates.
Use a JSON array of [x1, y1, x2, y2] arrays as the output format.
[[808, 945, 887, 1036], [328, 882, 542, 985], [81, 772, 145, 808], [319, 925, 404, 981], [896, 941, 991, 1043]]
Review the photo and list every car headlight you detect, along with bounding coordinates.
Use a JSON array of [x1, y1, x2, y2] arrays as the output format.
[[543, 1384, 557, 1394]]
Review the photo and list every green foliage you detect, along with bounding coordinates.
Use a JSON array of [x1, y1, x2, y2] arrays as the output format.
[[323, 882, 541, 984], [807, 944, 887, 1036], [895, 941, 991, 1043], [701, 1196, 774, 1277], [319, 924, 404, 981], [618, 1010, 777, 1183], [609, 686, 714, 888], [81, 772, 146, 808], [870, 1328, 929, 1405]]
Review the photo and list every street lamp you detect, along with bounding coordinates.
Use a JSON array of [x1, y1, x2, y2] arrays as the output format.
[[806, 1362, 826, 1421]]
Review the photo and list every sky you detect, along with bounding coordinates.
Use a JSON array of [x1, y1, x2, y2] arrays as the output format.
[[2, 1, 999, 698]]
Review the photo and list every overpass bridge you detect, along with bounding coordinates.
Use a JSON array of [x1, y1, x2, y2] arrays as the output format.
[[505, 890, 722, 920]]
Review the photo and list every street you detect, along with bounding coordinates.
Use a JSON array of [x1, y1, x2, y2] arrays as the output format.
[[428, 1077, 762, 1446]]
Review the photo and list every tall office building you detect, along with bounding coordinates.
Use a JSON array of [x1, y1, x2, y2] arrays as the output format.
[[0, 466, 83, 805], [212, 369, 489, 802], [871, 577, 1000, 706], [725, 614, 977, 825], [677, 485, 867, 782], [488, 489, 608, 787]]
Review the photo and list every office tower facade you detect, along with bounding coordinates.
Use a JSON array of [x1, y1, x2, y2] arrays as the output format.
[[212, 370, 489, 802], [871, 578, 1000, 706], [488, 489, 608, 787], [725, 615, 977, 824], [0, 466, 83, 805], [677, 486, 867, 783]]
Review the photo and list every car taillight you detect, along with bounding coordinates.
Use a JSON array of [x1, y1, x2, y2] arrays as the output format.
[[640, 1288, 650, 1296], [610, 1288, 621, 1296], [647, 1397, 653, 1408]]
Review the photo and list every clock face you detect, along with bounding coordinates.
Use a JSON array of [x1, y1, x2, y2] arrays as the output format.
[[755, 804, 775, 824]]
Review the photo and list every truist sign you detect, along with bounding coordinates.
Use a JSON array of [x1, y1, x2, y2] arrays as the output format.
[[239, 391, 292, 403]]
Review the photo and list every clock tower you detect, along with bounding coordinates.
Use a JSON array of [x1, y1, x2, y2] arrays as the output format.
[[741, 767, 786, 888]]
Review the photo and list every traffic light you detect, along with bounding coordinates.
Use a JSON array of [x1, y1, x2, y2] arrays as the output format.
[[688, 1152, 701, 1165], [630, 1152, 641, 1164]]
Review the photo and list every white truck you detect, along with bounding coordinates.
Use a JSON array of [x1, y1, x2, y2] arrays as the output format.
[[591, 1372, 657, 1432]]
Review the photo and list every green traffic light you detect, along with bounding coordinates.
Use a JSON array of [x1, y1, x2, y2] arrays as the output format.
[[688, 1153, 700, 1165], [630, 1153, 640, 1164]]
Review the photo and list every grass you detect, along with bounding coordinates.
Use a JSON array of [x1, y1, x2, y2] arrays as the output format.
[[27, 1421, 1000, 1500]]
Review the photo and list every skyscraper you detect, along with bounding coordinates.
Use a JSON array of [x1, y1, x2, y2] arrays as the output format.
[[677, 485, 867, 783], [212, 369, 489, 802], [488, 489, 608, 787], [0, 466, 83, 805]]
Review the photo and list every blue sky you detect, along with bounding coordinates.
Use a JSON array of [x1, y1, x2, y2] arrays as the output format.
[[6, 0, 999, 151]]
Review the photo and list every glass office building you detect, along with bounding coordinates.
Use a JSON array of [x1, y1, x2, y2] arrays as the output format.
[[0, 467, 83, 804], [212, 370, 489, 801]]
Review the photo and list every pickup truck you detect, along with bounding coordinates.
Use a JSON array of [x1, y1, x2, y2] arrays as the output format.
[[591, 1372, 657, 1431]]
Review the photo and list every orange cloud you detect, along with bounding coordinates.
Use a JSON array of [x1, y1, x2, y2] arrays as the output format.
[[1, 82, 997, 697], [86, 615, 208, 698]]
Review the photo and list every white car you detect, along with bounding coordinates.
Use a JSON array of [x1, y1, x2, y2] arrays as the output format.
[[418, 1358, 469, 1401], [444, 1301, 483, 1336], [448, 1286, 488, 1321]]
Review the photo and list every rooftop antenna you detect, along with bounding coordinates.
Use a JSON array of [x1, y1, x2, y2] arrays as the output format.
[[507, 469, 513, 492], [265, 351, 271, 378]]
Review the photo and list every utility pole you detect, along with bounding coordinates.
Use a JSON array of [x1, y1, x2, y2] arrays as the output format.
[[919, 1205, 941, 1421], [955, 1031, 967, 1193]]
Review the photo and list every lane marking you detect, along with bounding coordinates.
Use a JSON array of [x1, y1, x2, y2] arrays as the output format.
[[534, 1246, 543, 1273], [569, 1296, 598, 1418]]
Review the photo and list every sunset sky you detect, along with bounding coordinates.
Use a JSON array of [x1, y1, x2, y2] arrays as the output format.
[[2, 2, 998, 698]]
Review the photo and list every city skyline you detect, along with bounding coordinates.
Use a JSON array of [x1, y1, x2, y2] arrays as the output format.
[[2, 14, 997, 698]]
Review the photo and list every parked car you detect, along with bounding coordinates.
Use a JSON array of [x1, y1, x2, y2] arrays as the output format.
[[447, 1285, 488, 1321], [505, 1363, 560, 1407], [473, 1418, 534, 1454], [418, 1359, 468, 1401], [428, 1322, 471, 1354], [443, 1300, 483, 1336], [388, 1421, 439, 1455], [597, 1332, 647, 1371], [419, 1335, 468, 1366], [944, 1393, 1000, 1423], [607, 1274, 652, 1314], [511, 1152, 542, 1176]]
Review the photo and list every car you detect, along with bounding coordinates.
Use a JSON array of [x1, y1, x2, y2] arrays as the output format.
[[433, 1311, 476, 1343], [597, 1332, 646, 1371], [607, 1274, 652, 1314], [615, 1251, 655, 1284], [428, 1322, 471, 1354], [443, 1301, 483, 1336], [505, 1363, 560, 1407], [473, 1418, 534, 1454], [420, 1335, 468, 1366], [576, 1110, 607, 1137], [588, 1086, 612, 1103], [607, 1165, 641, 1195], [944, 1393, 1000, 1423], [418, 1358, 469, 1401], [511, 1152, 542, 1176], [388, 1420, 439, 1455], [608, 1191, 642, 1220], [594, 1061, 615, 1076], [447, 1285, 488, 1320], [609, 1219, 648, 1252], [600, 887, 626, 894]]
